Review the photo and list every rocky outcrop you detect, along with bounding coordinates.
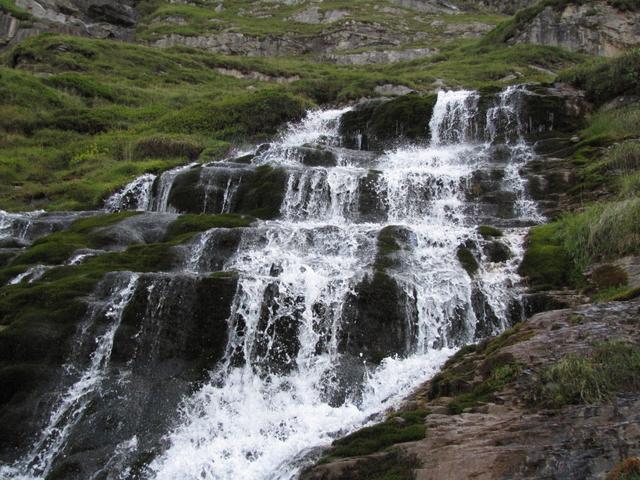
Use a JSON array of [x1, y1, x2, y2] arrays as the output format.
[[324, 47, 438, 65], [151, 21, 427, 57], [471, 0, 535, 15], [302, 299, 640, 480], [511, 1, 640, 56], [1, 0, 137, 48]]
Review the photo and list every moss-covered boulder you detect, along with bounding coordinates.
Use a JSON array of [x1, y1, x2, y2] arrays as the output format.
[[340, 93, 437, 151]]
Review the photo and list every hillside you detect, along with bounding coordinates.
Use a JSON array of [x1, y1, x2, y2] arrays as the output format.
[[0, 1, 639, 479]]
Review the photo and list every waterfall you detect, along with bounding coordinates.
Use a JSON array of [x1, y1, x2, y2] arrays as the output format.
[[8, 89, 541, 479], [149, 90, 539, 479], [0, 273, 139, 479], [429, 90, 480, 145], [105, 174, 156, 212]]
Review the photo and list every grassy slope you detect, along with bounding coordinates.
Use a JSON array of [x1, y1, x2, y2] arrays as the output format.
[[0, 30, 580, 212]]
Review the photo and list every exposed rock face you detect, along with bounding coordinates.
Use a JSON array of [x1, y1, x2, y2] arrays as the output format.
[[390, 0, 460, 13], [324, 47, 438, 65], [512, 1, 640, 56], [302, 299, 640, 480], [151, 21, 426, 56], [472, 0, 534, 15], [1, 0, 137, 48]]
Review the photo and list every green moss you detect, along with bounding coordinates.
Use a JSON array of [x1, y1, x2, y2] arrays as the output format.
[[456, 245, 479, 277], [0, 0, 32, 20], [165, 213, 254, 241], [518, 223, 575, 290], [324, 409, 429, 460], [534, 340, 640, 407], [9, 212, 137, 266], [478, 225, 503, 238], [610, 286, 640, 301]]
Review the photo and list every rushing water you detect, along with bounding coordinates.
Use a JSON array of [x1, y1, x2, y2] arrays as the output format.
[[1, 87, 541, 479], [148, 90, 538, 479]]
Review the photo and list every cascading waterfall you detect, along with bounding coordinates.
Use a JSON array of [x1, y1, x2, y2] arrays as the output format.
[[3, 87, 543, 480], [0, 273, 139, 479], [148, 89, 540, 479]]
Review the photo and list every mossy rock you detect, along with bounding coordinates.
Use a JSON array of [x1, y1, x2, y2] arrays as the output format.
[[340, 93, 437, 150], [478, 225, 503, 238], [457, 245, 479, 276], [234, 165, 288, 219], [484, 241, 512, 263], [518, 224, 574, 290]]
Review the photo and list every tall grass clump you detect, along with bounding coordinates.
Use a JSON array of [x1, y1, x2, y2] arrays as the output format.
[[560, 198, 640, 269], [535, 340, 640, 407]]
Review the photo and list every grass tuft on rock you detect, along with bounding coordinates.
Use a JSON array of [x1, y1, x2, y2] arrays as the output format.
[[534, 340, 640, 407]]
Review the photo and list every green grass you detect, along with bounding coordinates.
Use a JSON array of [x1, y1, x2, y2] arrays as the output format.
[[534, 340, 640, 407], [559, 49, 640, 106], [0, 0, 32, 20], [560, 198, 640, 270], [323, 409, 429, 460]]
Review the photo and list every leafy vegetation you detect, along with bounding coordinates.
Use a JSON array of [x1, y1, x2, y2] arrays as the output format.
[[534, 340, 640, 407]]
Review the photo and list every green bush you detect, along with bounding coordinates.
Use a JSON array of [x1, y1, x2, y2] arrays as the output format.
[[132, 134, 205, 160], [560, 198, 640, 269]]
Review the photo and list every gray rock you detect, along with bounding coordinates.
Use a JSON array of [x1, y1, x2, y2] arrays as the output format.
[[325, 47, 437, 65], [512, 1, 640, 56]]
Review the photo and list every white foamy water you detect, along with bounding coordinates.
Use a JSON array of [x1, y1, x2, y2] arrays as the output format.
[[150, 90, 541, 480]]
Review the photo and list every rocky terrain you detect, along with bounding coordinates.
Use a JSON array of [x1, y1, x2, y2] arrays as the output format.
[[301, 299, 640, 480]]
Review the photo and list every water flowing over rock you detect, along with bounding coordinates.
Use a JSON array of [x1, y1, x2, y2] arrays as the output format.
[[3, 86, 546, 479]]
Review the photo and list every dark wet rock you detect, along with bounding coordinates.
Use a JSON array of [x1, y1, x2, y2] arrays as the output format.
[[339, 271, 417, 364], [457, 244, 479, 276], [91, 213, 177, 249], [164, 164, 287, 219], [483, 240, 512, 263], [40, 272, 236, 478], [294, 146, 338, 167], [252, 282, 302, 375], [357, 171, 387, 223], [340, 94, 437, 151]]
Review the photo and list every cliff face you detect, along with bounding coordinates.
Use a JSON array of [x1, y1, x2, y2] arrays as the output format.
[[510, 1, 640, 56]]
